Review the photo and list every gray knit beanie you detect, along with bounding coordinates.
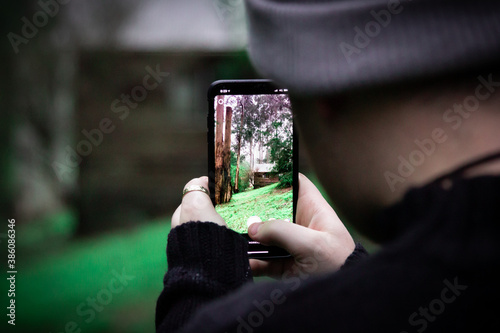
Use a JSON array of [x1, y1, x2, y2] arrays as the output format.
[[245, 0, 500, 95]]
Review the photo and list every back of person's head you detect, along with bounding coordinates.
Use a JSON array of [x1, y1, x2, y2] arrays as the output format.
[[244, 0, 500, 239], [245, 0, 499, 95]]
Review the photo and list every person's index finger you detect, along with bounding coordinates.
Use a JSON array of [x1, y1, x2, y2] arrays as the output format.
[[198, 176, 209, 189], [179, 175, 226, 226], [184, 176, 210, 193]]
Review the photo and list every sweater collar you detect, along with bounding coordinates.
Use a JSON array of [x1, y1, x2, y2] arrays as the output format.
[[375, 151, 500, 243]]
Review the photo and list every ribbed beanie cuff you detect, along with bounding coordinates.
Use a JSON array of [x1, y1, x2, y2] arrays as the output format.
[[245, 0, 500, 95]]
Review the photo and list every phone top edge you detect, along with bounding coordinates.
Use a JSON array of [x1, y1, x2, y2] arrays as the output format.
[[207, 79, 289, 100]]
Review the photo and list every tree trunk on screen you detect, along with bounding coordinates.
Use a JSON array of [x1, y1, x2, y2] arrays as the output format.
[[234, 101, 245, 193], [249, 136, 254, 187], [234, 134, 242, 193], [215, 95, 224, 204], [221, 106, 233, 203]]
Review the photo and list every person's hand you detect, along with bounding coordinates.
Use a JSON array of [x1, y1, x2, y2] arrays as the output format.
[[248, 173, 355, 278], [171, 176, 226, 228]]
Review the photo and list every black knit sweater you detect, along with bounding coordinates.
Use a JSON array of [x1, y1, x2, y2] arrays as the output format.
[[156, 176, 500, 332]]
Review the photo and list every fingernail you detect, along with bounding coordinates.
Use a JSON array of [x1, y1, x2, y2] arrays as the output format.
[[248, 222, 263, 236]]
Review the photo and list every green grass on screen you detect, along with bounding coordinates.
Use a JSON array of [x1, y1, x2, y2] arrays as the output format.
[[216, 183, 293, 233]]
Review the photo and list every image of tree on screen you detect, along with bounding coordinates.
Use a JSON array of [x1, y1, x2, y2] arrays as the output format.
[[214, 94, 293, 233]]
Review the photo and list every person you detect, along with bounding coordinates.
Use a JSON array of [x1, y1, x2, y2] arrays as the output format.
[[156, 0, 500, 332]]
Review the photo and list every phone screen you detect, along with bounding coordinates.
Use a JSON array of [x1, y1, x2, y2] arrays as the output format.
[[207, 80, 297, 258]]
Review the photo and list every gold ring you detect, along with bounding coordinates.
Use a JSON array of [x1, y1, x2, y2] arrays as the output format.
[[182, 185, 209, 197]]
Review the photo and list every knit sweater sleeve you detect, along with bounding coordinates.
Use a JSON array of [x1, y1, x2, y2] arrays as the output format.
[[341, 242, 369, 269], [155, 222, 252, 332], [155, 222, 366, 332]]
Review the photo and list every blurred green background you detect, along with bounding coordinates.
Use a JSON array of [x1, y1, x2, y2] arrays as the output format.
[[1, 1, 375, 332]]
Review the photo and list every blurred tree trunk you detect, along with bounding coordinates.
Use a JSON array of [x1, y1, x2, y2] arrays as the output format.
[[0, 53, 14, 224], [221, 106, 232, 203], [0, 0, 36, 224]]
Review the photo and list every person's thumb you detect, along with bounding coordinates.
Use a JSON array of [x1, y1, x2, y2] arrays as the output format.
[[248, 220, 320, 257]]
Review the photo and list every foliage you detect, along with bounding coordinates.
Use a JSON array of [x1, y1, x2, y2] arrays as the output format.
[[276, 171, 293, 189], [268, 132, 293, 173], [267, 119, 293, 188], [227, 94, 294, 190], [230, 151, 250, 192], [230, 94, 292, 157]]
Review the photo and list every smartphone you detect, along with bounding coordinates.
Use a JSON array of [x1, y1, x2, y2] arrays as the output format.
[[207, 79, 298, 259]]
